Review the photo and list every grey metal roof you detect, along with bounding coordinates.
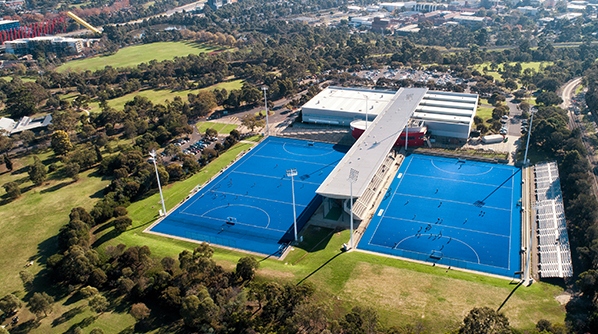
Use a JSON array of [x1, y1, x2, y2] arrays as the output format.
[[316, 87, 428, 199]]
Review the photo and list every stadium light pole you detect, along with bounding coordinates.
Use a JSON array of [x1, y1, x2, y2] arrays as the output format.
[[149, 150, 167, 216], [404, 123, 409, 151], [262, 86, 270, 136], [365, 95, 369, 130], [523, 108, 535, 167], [287, 168, 298, 243], [348, 168, 359, 249]]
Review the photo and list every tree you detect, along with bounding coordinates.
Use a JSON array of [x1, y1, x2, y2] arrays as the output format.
[[3, 182, 20, 200], [51, 130, 73, 156], [19, 130, 35, 152], [241, 114, 265, 132], [88, 294, 109, 313], [459, 307, 510, 334], [28, 156, 47, 186], [180, 287, 218, 329], [79, 286, 99, 298], [113, 216, 132, 233], [0, 294, 22, 315], [4, 154, 12, 171], [205, 128, 217, 138], [19, 270, 34, 290], [536, 91, 563, 106], [236, 256, 259, 282], [341, 306, 379, 334], [28, 292, 54, 317], [130, 302, 151, 321], [64, 162, 80, 181], [0, 134, 13, 154]]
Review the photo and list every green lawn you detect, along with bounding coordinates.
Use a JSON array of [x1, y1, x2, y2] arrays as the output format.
[[83, 79, 244, 113], [0, 152, 110, 298], [94, 139, 565, 332], [476, 98, 494, 122], [0, 76, 36, 83], [196, 121, 238, 135], [0, 139, 567, 332], [57, 41, 219, 72], [471, 61, 553, 83]]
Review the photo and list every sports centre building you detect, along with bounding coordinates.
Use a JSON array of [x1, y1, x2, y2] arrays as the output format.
[[301, 86, 479, 141], [148, 87, 572, 281]]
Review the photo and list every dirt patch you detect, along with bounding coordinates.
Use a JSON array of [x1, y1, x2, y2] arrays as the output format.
[[555, 293, 571, 305]]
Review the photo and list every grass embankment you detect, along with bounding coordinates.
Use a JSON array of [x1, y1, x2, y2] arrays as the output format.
[[0, 137, 566, 332], [57, 41, 218, 72]]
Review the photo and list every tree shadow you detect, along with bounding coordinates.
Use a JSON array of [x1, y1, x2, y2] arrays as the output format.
[[51, 305, 86, 327], [40, 180, 74, 194], [92, 229, 119, 248], [10, 319, 40, 334], [89, 188, 106, 199], [93, 221, 114, 235], [65, 315, 97, 333], [11, 165, 29, 175], [296, 251, 343, 286], [63, 291, 85, 306]]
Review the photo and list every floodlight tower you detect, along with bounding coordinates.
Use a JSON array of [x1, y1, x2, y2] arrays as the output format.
[[365, 95, 369, 130], [348, 168, 359, 249], [404, 124, 409, 151], [523, 108, 535, 167], [262, 86, 270, 136], [149, 150, 167, 216], [287, 168, 298, 242]]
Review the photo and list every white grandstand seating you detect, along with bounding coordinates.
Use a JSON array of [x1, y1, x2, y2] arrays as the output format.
[[534, 162, 573, 278], [349, 154, 398, 220]]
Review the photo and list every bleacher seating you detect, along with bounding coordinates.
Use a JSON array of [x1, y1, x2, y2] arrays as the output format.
[[349, 154, 399, 220], [534, 162, 573, 278]]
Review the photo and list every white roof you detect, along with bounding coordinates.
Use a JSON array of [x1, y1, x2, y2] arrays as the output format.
[[302, 86, 395, 118], [412, 112, 471, 124], [316, 88, 428, 199]]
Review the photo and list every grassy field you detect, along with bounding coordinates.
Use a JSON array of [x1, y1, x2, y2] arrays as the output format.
[[0, 76, 37, 83], [82, 79, 244, 113], [471, 61, 553, 83], [94, 139, 565, 332], [196, 121, 238, 135], [57, 41, 218, 72], [0, 137, 567, 332], [0, 152, 111, 298], [476, 98, 494, 122]]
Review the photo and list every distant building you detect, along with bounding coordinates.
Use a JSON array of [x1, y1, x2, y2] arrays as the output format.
[[4, 37, 93, 56], [207, 0, 236, 10], [371, 17, 391, 32], [452, 15, 487, 27], [0, 115, 52, 136], [517, 6, 539, 15], [0, 19, 19, 31], [0, 0, 24, 9], [396, 23, 420, 35]]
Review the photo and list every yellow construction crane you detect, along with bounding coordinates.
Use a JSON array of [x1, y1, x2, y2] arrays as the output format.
[[66, 11, 101, 35]]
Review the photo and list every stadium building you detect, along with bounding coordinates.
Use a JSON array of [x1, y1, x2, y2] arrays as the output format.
[[301, 86, 478, 145], [0, 19, 19, 31]]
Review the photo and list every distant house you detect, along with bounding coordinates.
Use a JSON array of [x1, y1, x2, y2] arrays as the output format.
[[0, 115, 52, 136]]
